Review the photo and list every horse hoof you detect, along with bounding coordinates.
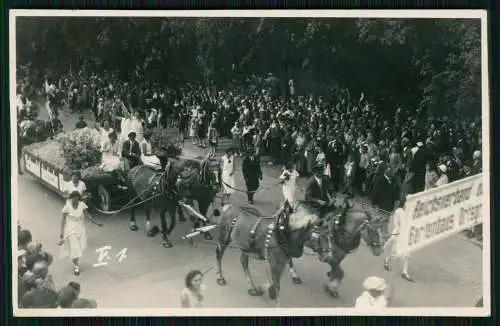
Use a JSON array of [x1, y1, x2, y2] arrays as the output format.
[[216, 278, 227, 286], [248, 288, 264, 296], [203, 233, 213, 241], [130, 224, 138, 231], [292, 277, 303, 285], [188, 238, 194, 246], [162, 241, 173, 248], [324, 285, 339, 298]]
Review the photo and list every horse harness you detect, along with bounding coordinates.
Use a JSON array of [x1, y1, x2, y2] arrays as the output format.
[[230, 208, 290, 261]]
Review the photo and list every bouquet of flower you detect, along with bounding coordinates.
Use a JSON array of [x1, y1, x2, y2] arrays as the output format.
[[59, 128, 102, 170], [149, 127, 182, 158], [24, 138, 66, 170]]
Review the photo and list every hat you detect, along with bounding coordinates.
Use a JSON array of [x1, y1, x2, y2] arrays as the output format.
[[128, 131, 137, 138], [473, 150, 481, 160], [363, 276, 387, 291], [68, 191, 81, 199], [438, 164, 447, 173], [416, 141, 424, 147]]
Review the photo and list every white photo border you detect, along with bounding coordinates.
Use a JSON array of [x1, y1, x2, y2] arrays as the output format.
[[9, 9, 491, 317]]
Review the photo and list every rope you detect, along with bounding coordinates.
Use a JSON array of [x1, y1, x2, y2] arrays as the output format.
[[220, 178, 283, 194], [92, 171, 166, 218]]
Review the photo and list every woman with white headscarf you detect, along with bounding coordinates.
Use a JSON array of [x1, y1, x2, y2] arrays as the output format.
[[354, 276, 391, 308]]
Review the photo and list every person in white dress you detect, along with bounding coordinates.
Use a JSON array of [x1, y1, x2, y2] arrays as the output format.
[[119, 112, 131, 144], [99, 119, 114, 149], [128, 110, 144, 143], [100, 131, 124, 179], [140, 131, 161, 170], [279, 162, 300, 207], [220, 148, 236, 201], [354, 276, 391, 309], [62, 171, 88, 203], [383, 199, 414, 282], [57, 191, 102, 275]]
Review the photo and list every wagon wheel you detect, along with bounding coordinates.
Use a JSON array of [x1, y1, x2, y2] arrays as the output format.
[[97, 185, 111, 212]]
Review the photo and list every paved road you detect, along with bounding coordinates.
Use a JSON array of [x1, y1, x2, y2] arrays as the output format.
[[14, 104, 483, 308]]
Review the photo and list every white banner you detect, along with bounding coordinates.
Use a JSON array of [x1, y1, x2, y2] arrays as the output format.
[[396, 174, 483, 256]]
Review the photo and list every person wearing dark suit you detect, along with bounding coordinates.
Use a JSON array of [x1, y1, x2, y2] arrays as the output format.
[[371, 166, 400, 237], [305, 165, 335, 219], [242, 150, 263, 204], [410, 141, 428, 193], [121, 131, 142, 170]]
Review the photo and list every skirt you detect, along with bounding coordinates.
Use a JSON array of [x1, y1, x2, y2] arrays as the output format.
[[221, 173, 235, 194], [61, 233, 87, 260]]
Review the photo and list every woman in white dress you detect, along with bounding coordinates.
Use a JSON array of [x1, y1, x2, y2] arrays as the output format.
[[279, 161, 300, 206], [63, 171, 88, 203], [100, 132, 123, 172], [220, 148, 235, 201], [383, 199, 414, 282], [119, 110, 132, 146], [99, 119, 114, 149], [140, 131, 161, 170], [128, 110, 144, 143], [57, 191, 102, 275]]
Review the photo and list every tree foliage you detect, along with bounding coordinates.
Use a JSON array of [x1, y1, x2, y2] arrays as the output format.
[[16, 17, 481, 117]]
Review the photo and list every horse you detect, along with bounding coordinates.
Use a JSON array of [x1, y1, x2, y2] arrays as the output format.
[[286, 197, 386, 298], [126, 156, 220, 248], [215, 200, 320, 306]]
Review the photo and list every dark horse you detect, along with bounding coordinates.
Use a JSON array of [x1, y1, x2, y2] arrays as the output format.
[[215, 201, 320, 306], [126, 156, 220, 248], [286, 197, 385, 298]]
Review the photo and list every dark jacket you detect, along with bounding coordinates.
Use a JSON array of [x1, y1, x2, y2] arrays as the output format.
[[305, 175, 333, 210], [242, 156, 263, 191], [371, 174, 400, 212], [121, 139, 141, 169]]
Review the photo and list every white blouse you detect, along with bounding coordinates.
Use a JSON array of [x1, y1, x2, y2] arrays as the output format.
[[141, 140, 153, 156], [63, 180, 87, 196]]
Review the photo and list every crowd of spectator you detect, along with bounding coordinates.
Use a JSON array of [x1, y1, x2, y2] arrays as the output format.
[[17, 223, 98, 309], [17, 67, 484, 240]]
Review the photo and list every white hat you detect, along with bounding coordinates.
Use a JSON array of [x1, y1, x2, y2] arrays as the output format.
[[438, 164, 447, 173], [416, 141, 424, 147], [473, 150, 481, 160], [363, 276, 387, 291]]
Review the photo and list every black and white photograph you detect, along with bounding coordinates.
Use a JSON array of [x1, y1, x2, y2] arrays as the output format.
[[10, 10, 490, 316]]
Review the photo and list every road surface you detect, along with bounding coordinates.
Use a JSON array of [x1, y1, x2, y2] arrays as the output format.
[[14, 103, 483, 308]]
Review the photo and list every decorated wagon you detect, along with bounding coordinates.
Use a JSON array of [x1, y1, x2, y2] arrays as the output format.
[[21, 127, 191, 213]]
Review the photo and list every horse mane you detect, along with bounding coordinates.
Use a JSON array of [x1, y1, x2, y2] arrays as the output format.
[[287, 201, 319, 231]]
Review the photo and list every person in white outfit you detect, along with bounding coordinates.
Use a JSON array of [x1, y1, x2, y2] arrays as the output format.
[[435, 164, 449, 187], [57, 191, 102, 276], [383, 198, 414, 282], [354, 276, 391, 308], [220, 148, 236, 201], [140, 131, 161, 170], [128, 110, 144, 143], [62, 171, 88, 203], [279, 161, 300, 207], [99, 119, 114, 149]]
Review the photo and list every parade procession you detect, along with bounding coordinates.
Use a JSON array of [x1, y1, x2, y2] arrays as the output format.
[[12, 12, 487, 314]]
